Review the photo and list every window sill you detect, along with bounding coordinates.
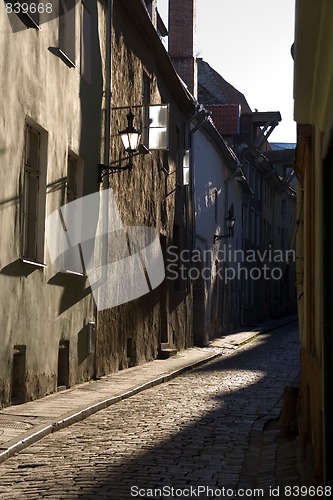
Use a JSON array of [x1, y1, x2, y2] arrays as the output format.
[[21, 258, 47, 268], [60, 269, 85, 278], [57, 49, 76, 68]]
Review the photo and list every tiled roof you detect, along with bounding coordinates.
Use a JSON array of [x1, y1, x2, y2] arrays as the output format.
[[197, 59, 252, 114], [205, 105, 240, 136], [198, 61, 227, 105]]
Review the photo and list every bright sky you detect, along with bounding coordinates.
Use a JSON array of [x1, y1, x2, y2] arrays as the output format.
[[157, 0, 296, 143]]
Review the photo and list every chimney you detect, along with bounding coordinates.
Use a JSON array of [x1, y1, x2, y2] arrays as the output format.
[[168, 0, 198, 99]]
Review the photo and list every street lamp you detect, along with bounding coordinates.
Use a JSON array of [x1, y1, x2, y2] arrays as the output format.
[[98, 109, 148, 183], [118, 109, 141, 155], [214, 209, 235, 243]]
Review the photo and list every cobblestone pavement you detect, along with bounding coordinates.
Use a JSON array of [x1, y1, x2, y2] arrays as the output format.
[[0, 323, 300, 499]]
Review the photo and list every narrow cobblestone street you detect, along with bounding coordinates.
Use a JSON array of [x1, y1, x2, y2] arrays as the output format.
[[0, 323, 300, 499]]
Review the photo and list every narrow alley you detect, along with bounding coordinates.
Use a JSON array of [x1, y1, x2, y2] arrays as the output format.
[[0, 322, 302, 499]]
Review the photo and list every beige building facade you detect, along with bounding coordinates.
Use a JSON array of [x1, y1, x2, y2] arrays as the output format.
[[0, 1, 105, 406]]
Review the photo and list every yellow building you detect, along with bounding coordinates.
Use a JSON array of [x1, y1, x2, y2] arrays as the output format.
[[294, 0, 333, 485]]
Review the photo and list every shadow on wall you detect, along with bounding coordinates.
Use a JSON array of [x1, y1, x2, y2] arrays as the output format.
[[79, 0, 103, 197], [4, 1, 80, 32], [48, 0, 104, 316], [78, 322, 96, 365], [0, 259, 38, 278], [48, 272, 92, 314]]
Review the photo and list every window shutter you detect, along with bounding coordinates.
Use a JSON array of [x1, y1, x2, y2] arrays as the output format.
[[24, 126, 40, 260]]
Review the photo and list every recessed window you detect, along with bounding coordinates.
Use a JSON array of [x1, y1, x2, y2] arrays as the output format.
[[66, 154, 80, 203], [23, 122, 47, 264], [6, 0, 40, 29], [62, 152, 84, 274], [145, 104, 169, 150], [59, 0, 76, 66], [182, 150, 190, 186]]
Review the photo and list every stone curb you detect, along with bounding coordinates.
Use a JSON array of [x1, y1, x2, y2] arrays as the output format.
[[237, 317, 298, 346], [209, 316, 297, 350], [0, 351, 221, 465], [230, 332, 259, 348], [256, 316, 298, 335]]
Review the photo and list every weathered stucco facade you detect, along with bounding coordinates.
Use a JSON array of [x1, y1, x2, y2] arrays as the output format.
[[0, 1, 106, 406]]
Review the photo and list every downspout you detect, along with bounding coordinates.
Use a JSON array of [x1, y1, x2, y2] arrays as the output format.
[[184, 110, 197, 255], [222, 168, 243, 330], [223, 180, 229, 332], [104, 0, 113, 170], [184, 108, 210, 345], [185, 106, 210, 252]]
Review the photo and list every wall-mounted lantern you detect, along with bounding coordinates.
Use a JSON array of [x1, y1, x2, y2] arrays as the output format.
[[214, 209, 235, 243], [118, 109, 141, 154], [98, 109, 150, 183]]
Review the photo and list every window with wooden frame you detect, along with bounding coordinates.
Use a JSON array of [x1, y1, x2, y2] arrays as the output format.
[[59, 0, 76, 66], [62, 152, 84, 274], [141, 73, 169, 151], [23, 123, 47, 264]]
